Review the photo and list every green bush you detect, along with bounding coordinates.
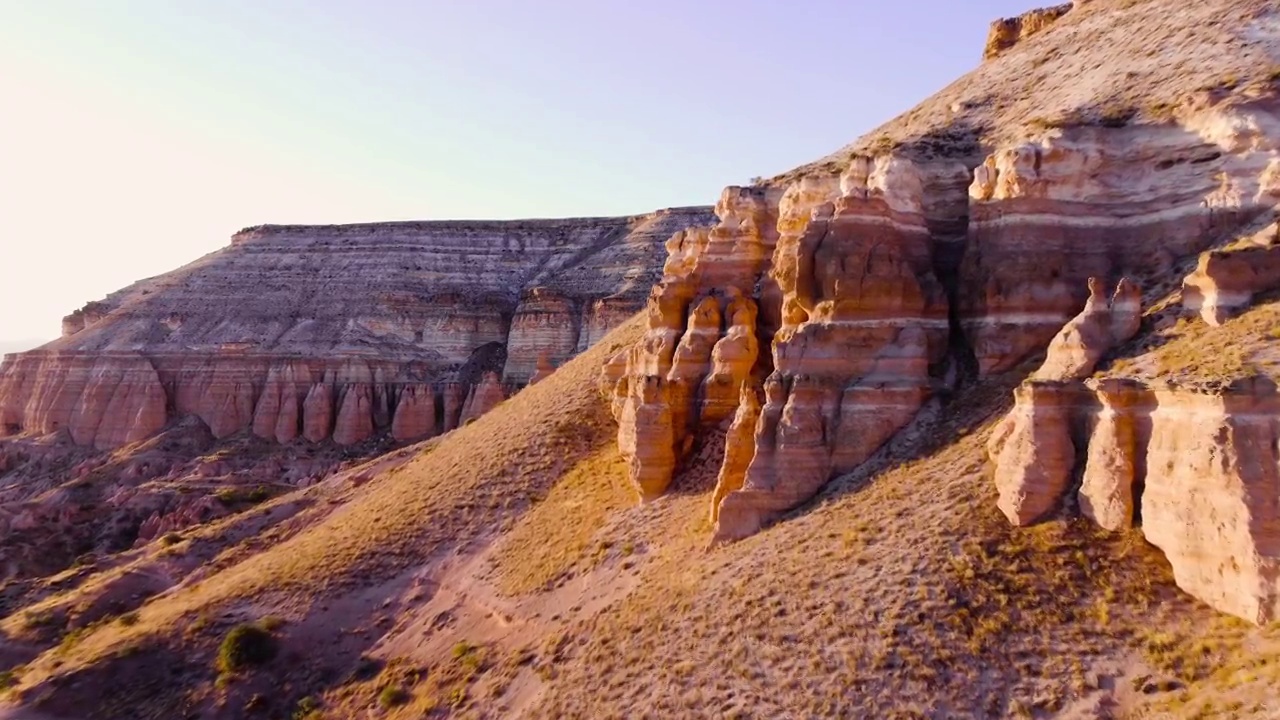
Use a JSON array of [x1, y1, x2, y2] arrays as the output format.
[[378, 686, 410, 709], [217, 624, 278, 673]]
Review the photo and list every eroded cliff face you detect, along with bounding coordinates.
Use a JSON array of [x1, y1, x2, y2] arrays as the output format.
[[607, 92, 1280, 546], [0, 207, 713, 450], [990, 372, 1280, 624], [987, 235, 1280, 623]]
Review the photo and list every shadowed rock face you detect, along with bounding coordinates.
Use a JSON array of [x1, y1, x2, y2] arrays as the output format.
[[0, 208, 714, 449]]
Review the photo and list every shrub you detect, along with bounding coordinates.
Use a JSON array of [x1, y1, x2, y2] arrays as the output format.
[[160, 532, 183, 546], [118, 612, 140, 627], [378, 686, 410, 709], [217, 624, 278, 673]]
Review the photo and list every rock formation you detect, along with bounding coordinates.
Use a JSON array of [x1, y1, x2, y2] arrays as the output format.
[[1031, 277, 1141, 382], [0, 208, 712, 450], [984, 270, 1280, 623], [459, 372, 504, 426], [960, 119, 1275, 374], [714, 157, 952, 540], [1183, 223, 1280, 325], [982, 3, 1072, 60], [989, 278, 1142, 525]]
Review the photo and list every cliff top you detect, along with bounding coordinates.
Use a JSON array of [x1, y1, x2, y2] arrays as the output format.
[[774, 0, 1280, 180], [230, 205, 713, 243]]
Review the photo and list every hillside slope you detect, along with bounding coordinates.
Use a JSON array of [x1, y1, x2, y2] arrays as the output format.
[[6, 0, 1280, 718]]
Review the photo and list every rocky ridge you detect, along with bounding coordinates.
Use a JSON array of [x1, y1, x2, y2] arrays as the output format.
[[0, 207, 713, 451]]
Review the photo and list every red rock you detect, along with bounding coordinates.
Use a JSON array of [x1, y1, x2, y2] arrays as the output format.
[[459, 372, 505, 427], [391, 384, 437, 442]]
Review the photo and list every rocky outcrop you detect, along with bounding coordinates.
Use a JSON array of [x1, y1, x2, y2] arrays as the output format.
[[0, 353, 166, 451], [985, 277, 1280, 623], [989, 278, 1141, 525], [714, 157, 952, 540], [607, 189, 781, 501], [961, 118, 1278, 374], [1031, 277, 1141, 381], [1183, 223, 1280, 325], [982, 4, 1072, 60], [990, 374, 1280, 624], [391, 384, 437, 442], [459, 372, 504, 426], [0, 208, 713, 449]]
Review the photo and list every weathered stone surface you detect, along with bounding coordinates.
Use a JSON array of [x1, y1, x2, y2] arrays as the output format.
[[609, 188, 782, 500], [709, 383, 762, 524], [391, 384, 437, 442], [714, 156, 951, 540], [0, 208, 712, 449], [528, 354, 555, 386], [982, 3, 1072, 60], [502, 289, 578, 385], [0, 353, 167, 451], [988, 381, 1077, 526], [1140, 378, 1280, 624], [1078, 378, 1147, 532], [459, 372, 504, 427], [1032, 277, 1141, 381], [302, 382, 334, 443], [960, 120, 1275, 374], [333, 384, 375, 446], [1183, 223, 1280, 325]]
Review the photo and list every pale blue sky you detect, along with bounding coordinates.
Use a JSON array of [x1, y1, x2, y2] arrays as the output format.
[[0, 1, 1033, 346]]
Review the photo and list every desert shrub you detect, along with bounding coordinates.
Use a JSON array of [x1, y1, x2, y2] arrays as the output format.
[[160, 532, 183, 546], [217, 623, 278, 673], [378, 686, 410, 708], [118, 612, 140, 627]]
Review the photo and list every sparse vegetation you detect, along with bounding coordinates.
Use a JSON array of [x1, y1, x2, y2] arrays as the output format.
[[216, 623, 278, 674]]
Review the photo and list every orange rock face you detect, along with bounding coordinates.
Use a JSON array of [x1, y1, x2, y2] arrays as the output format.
[[1032, 277, 1141, 382], [1183, 224, 1280, 326], [0, 353, 167, 451], [714, 157, 951, 540], [608, 188, 780, 500], [391, 384, 437, 442]]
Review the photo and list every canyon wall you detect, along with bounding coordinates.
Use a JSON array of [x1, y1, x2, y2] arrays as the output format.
[[606, 94, 1280, 545], [0, 207, 713, 449]]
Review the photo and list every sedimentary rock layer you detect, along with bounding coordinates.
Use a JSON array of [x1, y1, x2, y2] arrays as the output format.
[[713, 156, 953, 540], [990, 373, 1280, 625], [1183, 222, 1280, 325], [1, 207, 713, 448], [961, 116, 1280, 374]]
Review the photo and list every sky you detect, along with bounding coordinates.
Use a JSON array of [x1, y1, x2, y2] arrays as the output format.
[[0, 0, 1034, 348]]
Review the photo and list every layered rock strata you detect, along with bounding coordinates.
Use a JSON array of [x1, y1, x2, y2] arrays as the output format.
[[982, 3, 1073, 60], [987, 279, 1280, 623], [713, 157, 953, 540], [962, 123, 1273, 374], [989, 278, 1142, 525], [1183, 223, 1280, 325], [0, 208, 713, 449], [991, 373, 1280, 624]]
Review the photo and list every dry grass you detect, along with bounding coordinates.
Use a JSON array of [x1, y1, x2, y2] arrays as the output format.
[[519, 380, 1206, 718], [3, 318, 645, 717], [489, 446, 633, 595]]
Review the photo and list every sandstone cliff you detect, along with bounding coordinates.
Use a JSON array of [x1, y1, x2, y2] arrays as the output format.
[[0, 207, 712, 450], [604, 0, 1280, 551]]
